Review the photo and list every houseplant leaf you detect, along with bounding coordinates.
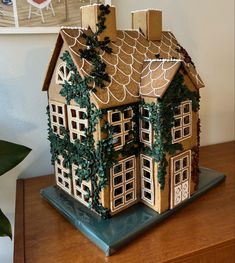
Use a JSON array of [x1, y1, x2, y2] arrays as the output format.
[[0, 209, 12, 239], [0, 140, 31, 176]]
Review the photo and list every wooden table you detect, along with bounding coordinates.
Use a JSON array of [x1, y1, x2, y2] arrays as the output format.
[[14, 142, 235, 263]]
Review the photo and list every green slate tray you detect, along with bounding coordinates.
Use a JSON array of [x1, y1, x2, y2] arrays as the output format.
[[41, 167, 226, 256]]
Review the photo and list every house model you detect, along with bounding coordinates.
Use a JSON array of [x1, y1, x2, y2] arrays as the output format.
[[42, 4, 204, 218]]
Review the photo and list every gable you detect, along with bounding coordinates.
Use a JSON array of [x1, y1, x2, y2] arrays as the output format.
[[140, 59, 203, 99], [140, 60, 181, 98]]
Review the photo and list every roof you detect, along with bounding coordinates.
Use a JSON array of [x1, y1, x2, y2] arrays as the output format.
[[43, 27, 204, 109]]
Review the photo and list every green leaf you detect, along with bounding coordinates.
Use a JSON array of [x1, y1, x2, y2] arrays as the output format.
[[0, 209, 12, 239], [0, 140, 31, 176]]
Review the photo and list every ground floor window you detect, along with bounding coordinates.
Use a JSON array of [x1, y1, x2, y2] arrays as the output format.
[[171, 150, 191, 208], [140, 154, 154, 205], [55, 155, 72, 195], [110, 155, 137, 212], [72, 164, 92, 208]]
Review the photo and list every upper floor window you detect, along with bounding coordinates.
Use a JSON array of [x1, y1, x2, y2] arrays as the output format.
[[67, 105, 88, 143], [108, 108, 134, 151], [56, 62, 72, 85], [172, 100, 192, 143], [140, 107, 152, 146], [49, 100, 67, 138]]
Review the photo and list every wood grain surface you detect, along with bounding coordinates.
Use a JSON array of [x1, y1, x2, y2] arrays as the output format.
[[14, 142, 235, 263]]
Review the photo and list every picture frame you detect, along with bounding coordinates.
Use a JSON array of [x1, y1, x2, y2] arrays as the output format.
[[0, 0, 111, 34]]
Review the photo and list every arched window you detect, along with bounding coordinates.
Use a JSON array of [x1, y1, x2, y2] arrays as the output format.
[[56, 62, 72, 85]]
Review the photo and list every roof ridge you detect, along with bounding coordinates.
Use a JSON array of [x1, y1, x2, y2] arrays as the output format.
[[144, 58, 183, 62], [131, 9, 162, 13]]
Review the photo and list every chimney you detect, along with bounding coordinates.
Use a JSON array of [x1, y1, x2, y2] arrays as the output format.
[[81, 4, 117, 42], [132, 9, 162, 41]]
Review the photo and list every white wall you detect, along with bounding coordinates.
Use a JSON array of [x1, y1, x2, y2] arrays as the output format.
[[0, 0, 234, 261], [0, 34, 56, 262]]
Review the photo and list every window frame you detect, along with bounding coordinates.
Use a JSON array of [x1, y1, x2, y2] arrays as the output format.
[[56, 62, 72, 85], [140, 107, 153, 146], [108, 108, 134, 151], [55, 155, 72, 195], [140, 154, 154, 205], [49, 100, 67, 138], [72, 163, 92, 207], [172, 100, 192, 143], [110, 155, 137, 212], [67, 105, 88, 143]]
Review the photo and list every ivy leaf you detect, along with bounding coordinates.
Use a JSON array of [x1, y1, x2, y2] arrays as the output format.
[[0, 209, 12, 239], [0, 140, 31, 176]]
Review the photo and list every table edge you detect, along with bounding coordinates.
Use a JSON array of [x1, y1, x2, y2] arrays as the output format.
[[14, 179, 25, 263]]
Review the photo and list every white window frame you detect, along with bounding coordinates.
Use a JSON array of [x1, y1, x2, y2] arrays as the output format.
[[55, 155, 72, 195], [170, 150, 191, 209], [56, 62, 72, 85], [140, 107, 153, 146], [140, 154, 155, 205], [49, 100, 67, 138], [67, 105, 88, 143], [110, 155, 137, 212], [172, 100, 192, 143], [108, 108, 134, 151], [72, 164, 92, 208]]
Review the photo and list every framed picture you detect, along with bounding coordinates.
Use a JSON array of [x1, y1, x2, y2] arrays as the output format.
[[0, 0, 109, 34]]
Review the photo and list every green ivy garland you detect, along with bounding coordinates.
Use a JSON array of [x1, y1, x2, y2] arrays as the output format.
[[79, 4, 112, 89], [142, 70, 200, 190]]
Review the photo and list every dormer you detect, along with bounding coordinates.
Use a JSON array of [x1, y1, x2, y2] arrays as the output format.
[[81, 4, 117, 42], [132, 9, 162, 41]]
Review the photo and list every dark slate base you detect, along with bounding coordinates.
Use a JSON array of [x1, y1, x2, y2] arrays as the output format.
[[41, 167, 226, 256]]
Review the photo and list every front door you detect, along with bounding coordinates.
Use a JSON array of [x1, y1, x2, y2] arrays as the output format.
[[171, 150, 191, 208]]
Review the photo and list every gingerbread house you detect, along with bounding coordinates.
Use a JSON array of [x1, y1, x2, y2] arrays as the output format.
[[42, 4, 204, 218]]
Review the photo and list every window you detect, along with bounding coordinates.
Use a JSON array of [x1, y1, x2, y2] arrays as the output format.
[[171, 150, 191, 208], [110, 156, 136, 212], [55, 155, 72, 195], [72, 164, 92, 207], [56, 62, 72, 85], [108, 108, 134, 151], [140, 107, 152, 146], [49, 101, 67, 138], [140, 154, 154, 205], [67, 105, 88, 143], [172, 101, 192, 143]]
